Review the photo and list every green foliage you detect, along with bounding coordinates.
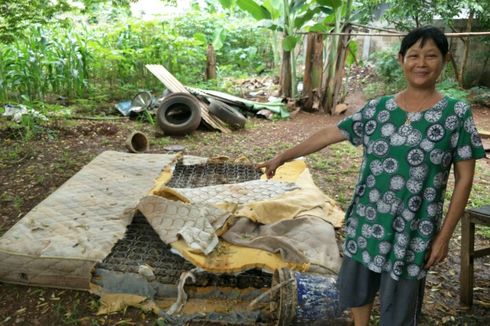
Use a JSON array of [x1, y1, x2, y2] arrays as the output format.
[[0, 0, 71, 42], [358, 0, 490, 31], [0, 24, 90, 101], [0, 10, 273, 103], [469, 86, 490, 107], [364, 46, 405, 97], [437, 80, 469, 100], [170, 11, 273, 77], [236, 0, 272, 20]]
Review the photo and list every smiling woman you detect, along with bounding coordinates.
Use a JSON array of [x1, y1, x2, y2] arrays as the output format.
[[257, 25, 487, 326]]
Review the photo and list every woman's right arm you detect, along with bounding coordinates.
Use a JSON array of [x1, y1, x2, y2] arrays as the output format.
[[256, 124, 347, 178]]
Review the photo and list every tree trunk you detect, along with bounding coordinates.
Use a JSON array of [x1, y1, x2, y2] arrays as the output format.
[[448, 37, 461, 85], [459, 11, 473, 88], [331, 25, 352, 114], [303, 33, 324, 111], [280, 49, 292, 98], [206, 44, 217, 80]]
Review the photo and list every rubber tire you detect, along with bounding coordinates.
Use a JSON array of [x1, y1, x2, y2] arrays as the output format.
[[208, 99, 246, 129], [156, 93, 202, 136]]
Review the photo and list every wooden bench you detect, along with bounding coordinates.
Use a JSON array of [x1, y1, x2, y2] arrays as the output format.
[[460, 205, 490, 307]]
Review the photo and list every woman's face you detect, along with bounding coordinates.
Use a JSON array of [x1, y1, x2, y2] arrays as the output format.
[[399, 38, 446, 89]]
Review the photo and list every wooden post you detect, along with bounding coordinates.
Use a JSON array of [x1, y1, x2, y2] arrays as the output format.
[[460, 212, 474, 307], [206, 44, 217, 80]]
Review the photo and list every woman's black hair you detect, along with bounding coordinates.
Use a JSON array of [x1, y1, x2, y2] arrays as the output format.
[[399, 26, 449, 57]]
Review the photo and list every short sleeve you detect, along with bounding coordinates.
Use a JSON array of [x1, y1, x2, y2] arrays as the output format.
[[337, 105, 367, 146], [453, 101, 486, 162]]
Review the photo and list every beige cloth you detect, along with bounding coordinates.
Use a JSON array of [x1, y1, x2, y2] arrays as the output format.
[[221, 215, 341, 273]]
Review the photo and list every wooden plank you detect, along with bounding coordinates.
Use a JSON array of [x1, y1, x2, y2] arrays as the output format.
[[460, 212, 475, 307], [474, 247, 490, 259], [479, 130, 490, 139], [145, 64, 230, 133]]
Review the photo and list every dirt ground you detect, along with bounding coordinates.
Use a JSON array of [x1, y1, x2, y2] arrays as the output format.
[[0, 93, 489, 325]]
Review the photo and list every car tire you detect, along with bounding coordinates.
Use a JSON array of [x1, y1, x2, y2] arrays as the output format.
[[156, 93, 202, 135], [208, 99, 246, 129]]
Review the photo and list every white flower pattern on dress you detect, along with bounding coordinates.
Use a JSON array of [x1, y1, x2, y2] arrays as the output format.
[[464, 117, 477, 134], [361, 224, 373, 237], [409, 164, 428, 180], [365, 120, 377, 135], [366, 175, 376, 187], [383, 191, 397, 204], [445, 115, 458, 130], [454, 101, 469, 117], [423, 187, 437, 202], [377, 200, 391, 214], [378, 241, 392, 254], [410, 238, 427, 253], [378, 110, 390, 123], [471, 133, 482, 147], [407, 148, 425, 166], [408, 195, 422, 212], [373, 140, 389, 156], [369, 188, 381, 202], [393, 216, 406, 232], [398, 124, 413, 137], [407, 264, 420, 277], [406, 130, 422, 146], [406, 178, 423, 194], [418, 220, 434, 236], [458, 145, 472, 159], [390, 133, 406, 146], [427, 124, 445, 142], [402, 209, 415, 221], [381, 123, 396, 137], [429, 149, 443, 165], [357, 236, 367, 249], [420, 139, 435, 152], [424, 109, 442, 123], [383, 158, 398, 174], [370, 160, 384, 176], [385, 98, 397, 111], [372, 224, 385, 239], [390, 175, 406, 191]]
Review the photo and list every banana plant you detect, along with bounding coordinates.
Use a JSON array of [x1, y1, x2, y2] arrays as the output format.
[[219, 0, 341, 98]]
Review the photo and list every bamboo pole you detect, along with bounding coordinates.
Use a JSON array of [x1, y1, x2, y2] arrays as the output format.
[[298, 31, 490, 37]]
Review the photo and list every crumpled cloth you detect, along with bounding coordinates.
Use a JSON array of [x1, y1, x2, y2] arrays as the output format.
[[221, 215, 341, 273], [137, 195, 230, 255]]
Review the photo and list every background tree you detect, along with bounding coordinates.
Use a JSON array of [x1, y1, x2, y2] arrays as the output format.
[[218, 0, 340, 98], [359, 0, 490, 88]]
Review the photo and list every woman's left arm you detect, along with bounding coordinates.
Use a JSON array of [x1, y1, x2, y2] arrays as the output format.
[[425, 159, 476, 269]]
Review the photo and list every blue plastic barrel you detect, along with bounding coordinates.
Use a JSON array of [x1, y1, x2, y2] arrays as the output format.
[[272, 268, 343, 325]]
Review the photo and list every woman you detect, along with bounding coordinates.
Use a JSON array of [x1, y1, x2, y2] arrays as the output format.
[[257, 26, 486, 326]]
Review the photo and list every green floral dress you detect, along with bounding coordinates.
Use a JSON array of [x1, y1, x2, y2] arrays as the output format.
[[337, 95, 486, 280]]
